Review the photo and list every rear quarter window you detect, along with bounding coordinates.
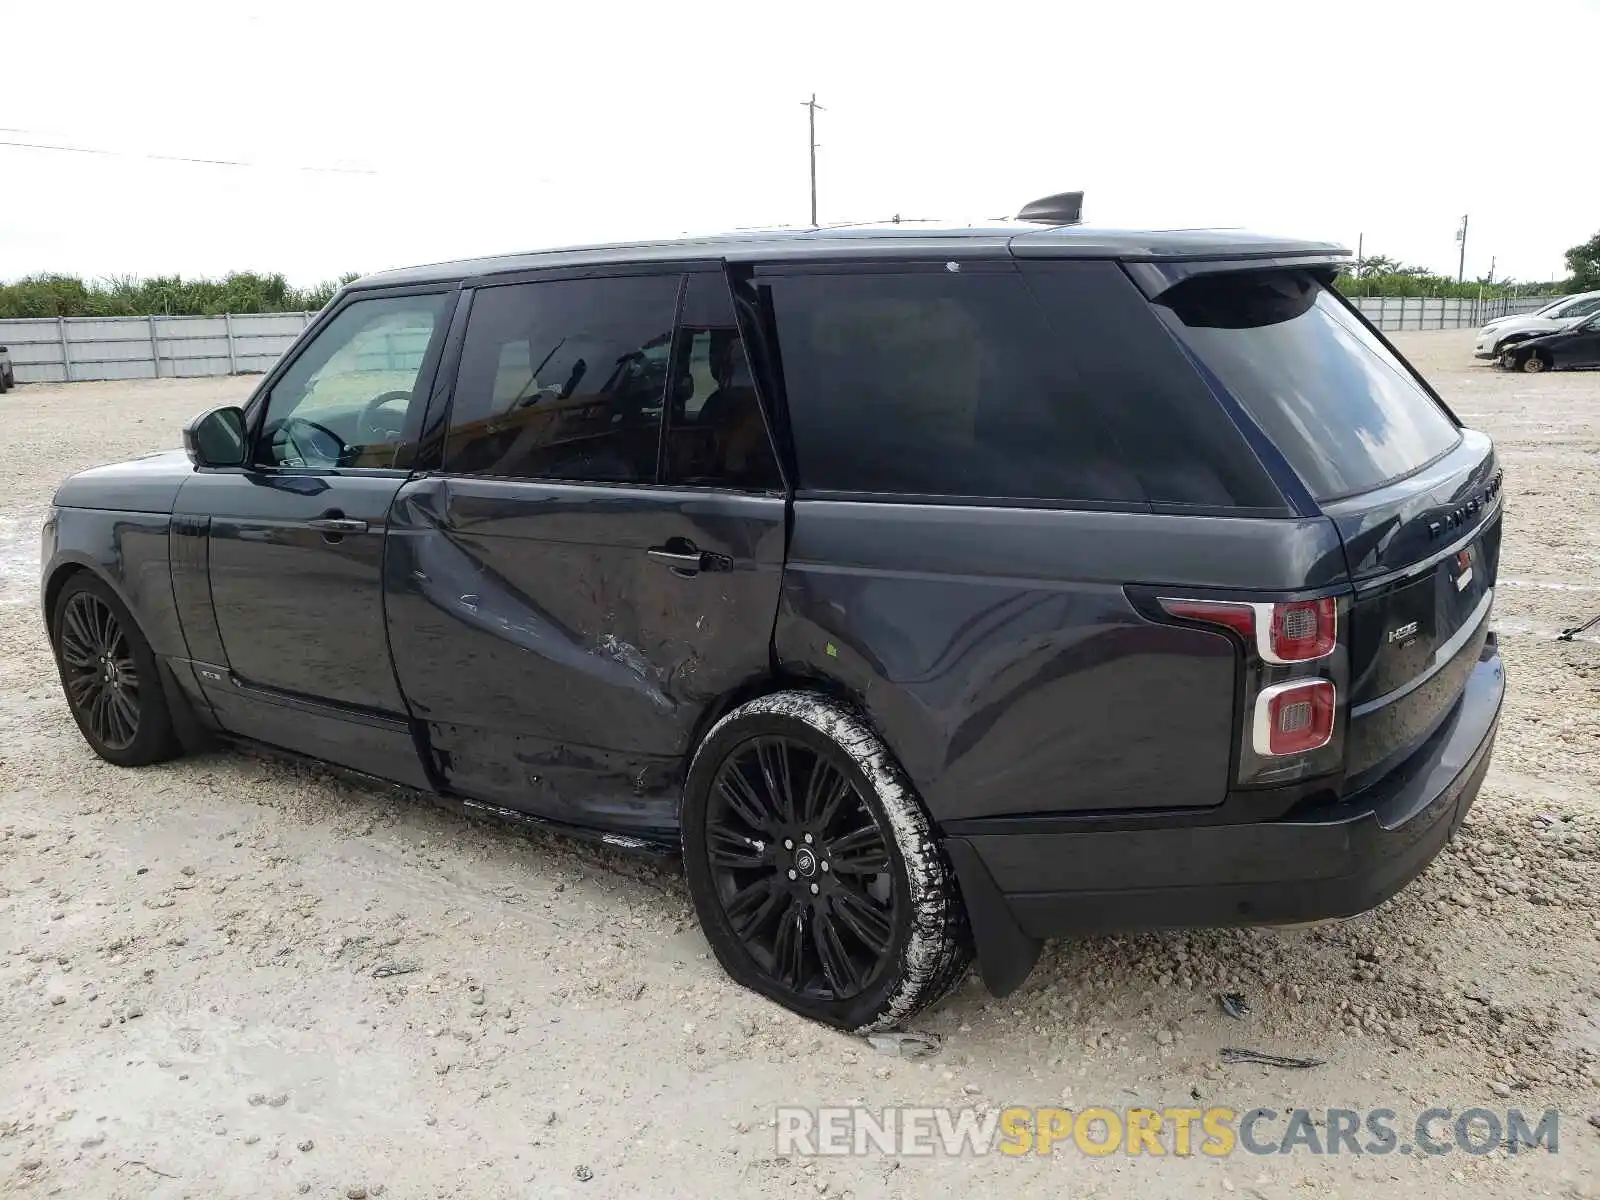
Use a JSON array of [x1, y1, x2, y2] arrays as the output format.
[[1019, 261, 1288, 512], [761, 266, 1143, 505], [1155, 270, 1461, 502]]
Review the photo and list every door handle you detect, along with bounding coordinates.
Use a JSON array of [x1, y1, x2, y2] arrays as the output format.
[[307, 516, 369, 535], [646, 546, 708, 573]]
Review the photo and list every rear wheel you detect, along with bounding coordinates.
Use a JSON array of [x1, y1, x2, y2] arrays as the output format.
[[682, 692, 972, 1031], [51, 574, 180, 766]]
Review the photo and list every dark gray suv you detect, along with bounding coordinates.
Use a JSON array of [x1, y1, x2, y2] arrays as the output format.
[[41, 203, 1504, 1030]]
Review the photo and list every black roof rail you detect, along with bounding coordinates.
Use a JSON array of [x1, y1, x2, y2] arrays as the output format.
[[1016, 190, 1084, 226]]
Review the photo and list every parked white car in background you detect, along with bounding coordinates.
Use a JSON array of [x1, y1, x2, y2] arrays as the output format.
[[1475, 291, 1600, 359]]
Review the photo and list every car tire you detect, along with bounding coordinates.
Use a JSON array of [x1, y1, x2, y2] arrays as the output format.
[[1498, 350, 1519, 371], [682, 691, 973, 1031], [1522, 353, 1548, 373], [50, 573, 181, 767]]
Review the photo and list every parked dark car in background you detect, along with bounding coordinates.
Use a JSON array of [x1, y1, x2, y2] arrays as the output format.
[[1498, 311, 1600, 372], [40, 202, 1505, 1030]]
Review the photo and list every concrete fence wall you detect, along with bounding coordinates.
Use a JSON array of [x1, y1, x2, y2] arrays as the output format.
[[1349, 294, 1556, 332], [0, 294, 1567, 384], [0, 311, 315, 384]]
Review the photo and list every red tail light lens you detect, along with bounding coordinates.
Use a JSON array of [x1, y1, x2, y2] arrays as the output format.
[[1158, 596, 1336, 664], [1157, 598, 1254, 639], [1267, 598, 1336, 663], [1253, 680, 1335, 755]]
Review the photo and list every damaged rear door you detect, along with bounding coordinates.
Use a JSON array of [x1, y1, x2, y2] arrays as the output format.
[[383, 266, 787, 837]]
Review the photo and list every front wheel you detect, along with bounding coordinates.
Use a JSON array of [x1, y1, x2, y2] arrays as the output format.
[[51, 574, 180, 766], [682, 692, 972, 1031], [1522, 352, 1548, 373]]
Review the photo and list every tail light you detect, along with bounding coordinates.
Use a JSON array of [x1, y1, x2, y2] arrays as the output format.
[[1158, 597, 1336, 663], [1155, 592, 1347, 786], [1253, 680, 1335, 756], [1267, 599, 1336, 662]]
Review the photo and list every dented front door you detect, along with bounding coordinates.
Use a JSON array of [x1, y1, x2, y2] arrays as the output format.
[[382, 475, 785, 834]]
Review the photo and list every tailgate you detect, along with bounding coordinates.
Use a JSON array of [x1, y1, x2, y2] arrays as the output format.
[[1151, 268, 1502, 790], [1322, 431, 1503, 784]]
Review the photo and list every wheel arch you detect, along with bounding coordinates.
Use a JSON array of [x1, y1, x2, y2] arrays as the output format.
[[43, 554, 213, 752], [1494, 331, 1537, 355], [681, 668, 873, 793], [43, 556, 121, 628]]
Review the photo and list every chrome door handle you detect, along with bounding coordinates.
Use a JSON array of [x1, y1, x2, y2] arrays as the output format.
[[307, 517, 368, 535], [646, 547, 707, 573]]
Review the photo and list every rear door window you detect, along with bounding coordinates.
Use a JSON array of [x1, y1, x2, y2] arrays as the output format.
[[445, 274, 680, 483], [1156, 270, 1461, 501], [761, 267, 1143, 504]]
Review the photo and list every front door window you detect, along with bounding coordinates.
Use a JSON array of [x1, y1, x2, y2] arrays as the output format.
[[256, 293, 449, 470]]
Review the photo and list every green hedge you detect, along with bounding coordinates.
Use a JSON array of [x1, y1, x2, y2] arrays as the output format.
[[0, 272, 358, 319], [1333, 272, 1572, 299]]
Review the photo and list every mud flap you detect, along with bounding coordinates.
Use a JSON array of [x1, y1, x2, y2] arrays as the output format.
[[942, 836, 1042, 997], [156, 657, 216, 753]]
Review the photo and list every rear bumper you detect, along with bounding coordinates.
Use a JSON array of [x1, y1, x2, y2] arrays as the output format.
[[944, 641, 1503, 994]]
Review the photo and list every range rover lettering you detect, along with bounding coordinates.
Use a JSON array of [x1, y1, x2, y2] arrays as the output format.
[[41, 194, 1505, 1030]]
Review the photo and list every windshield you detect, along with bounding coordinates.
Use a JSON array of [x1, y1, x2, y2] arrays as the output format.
[[1157, 270, 1461, 501]]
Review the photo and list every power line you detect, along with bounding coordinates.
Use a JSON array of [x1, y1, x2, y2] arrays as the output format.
[[0, 134, 376, 174]]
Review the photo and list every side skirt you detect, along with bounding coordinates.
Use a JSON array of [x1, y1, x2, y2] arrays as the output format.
[[204, 732, 680, 860]]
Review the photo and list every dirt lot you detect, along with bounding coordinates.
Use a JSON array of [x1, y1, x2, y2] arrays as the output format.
[[2, 332, 1598, 1199]]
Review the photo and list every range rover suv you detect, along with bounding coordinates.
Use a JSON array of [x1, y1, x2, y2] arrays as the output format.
[[41, 199, 1505, 1031]]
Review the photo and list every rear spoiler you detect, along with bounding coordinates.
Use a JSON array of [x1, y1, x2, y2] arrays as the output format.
[[1121, 254, 1350, 300]]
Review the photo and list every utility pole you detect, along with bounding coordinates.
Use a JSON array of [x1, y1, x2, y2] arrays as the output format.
[[1356, 232, 1364, 272], [801, 93, 824, 227], [1455, 213, 1469, 284], [1488, 255, 1496, 284]]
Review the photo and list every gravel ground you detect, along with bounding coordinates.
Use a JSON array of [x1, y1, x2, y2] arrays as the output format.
[[1, 334, 1598, 1199]]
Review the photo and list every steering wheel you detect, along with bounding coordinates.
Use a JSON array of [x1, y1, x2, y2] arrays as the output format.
[[275, 416, 348, 468], [357, 390, 415, 446]]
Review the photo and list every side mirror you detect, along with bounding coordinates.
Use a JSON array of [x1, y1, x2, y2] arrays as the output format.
[[183, 405, 247, 468]]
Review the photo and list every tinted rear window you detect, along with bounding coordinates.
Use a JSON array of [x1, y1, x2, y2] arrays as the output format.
[[763, 267, 1143, 504], [1157, 271, 1460, 501]]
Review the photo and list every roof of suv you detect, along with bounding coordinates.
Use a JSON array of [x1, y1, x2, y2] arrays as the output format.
[[358, 224, 1350, 289]]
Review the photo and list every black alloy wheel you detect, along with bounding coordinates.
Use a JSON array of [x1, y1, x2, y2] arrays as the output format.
[[58, 590, 142, 751], [705, 735, 898, 1001], [51, 573, 179, 766], [682, 692, 972, 1031]]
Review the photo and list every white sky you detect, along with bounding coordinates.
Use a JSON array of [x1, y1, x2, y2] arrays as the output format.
[[2, 0, 1596, 287]]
